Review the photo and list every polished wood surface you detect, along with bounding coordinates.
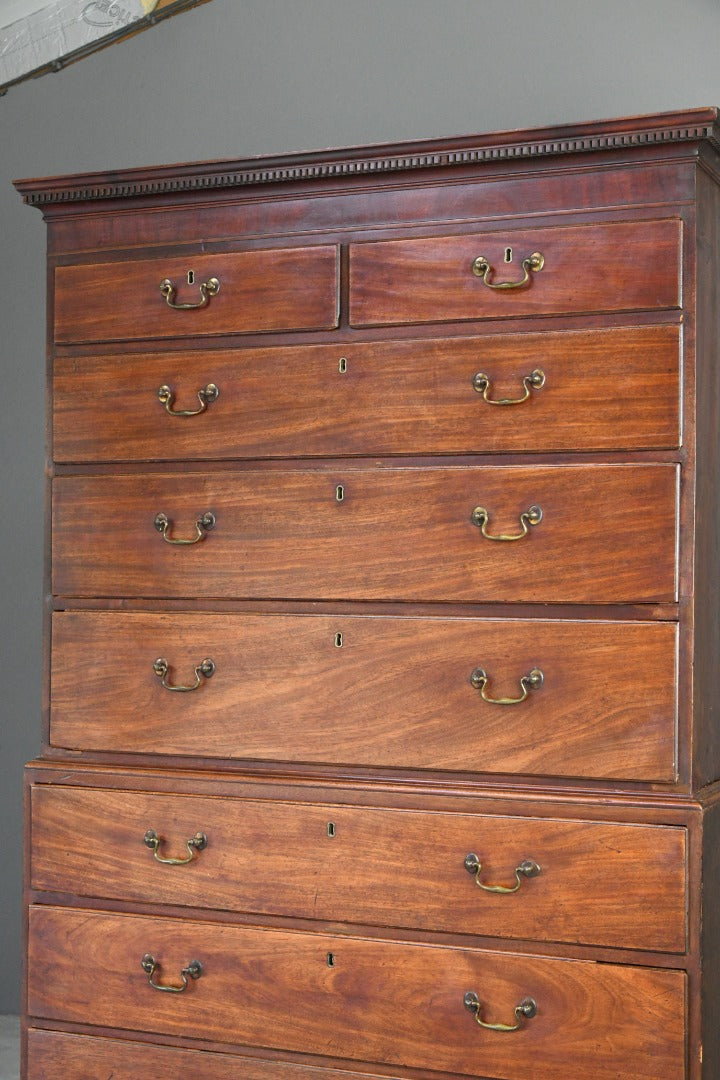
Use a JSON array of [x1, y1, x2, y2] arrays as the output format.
[[30, 783, 687, 951], [52, 464, 679, 603], [21, 111, 720, 1077], [26, 1030, 399, 1080], [50, 611, 678, 780], [52, 325, 681, 462], [349, 220, 682, 327], [54, 245, 339, 343], [28, 905, 686, 1080]]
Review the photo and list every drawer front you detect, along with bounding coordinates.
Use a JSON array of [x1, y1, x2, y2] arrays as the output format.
[[52, 465, 678, 604], [52, 325, 681, 463], [349, 219, 681, 327], [50, 612, 677, 782], [54, 245, 339, 343], [28, 906, 686, 1080], [31, 783, 687, 951], [27, 1030, 393, 1080]]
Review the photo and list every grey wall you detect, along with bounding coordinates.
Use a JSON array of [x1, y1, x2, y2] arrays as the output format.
[[2, 0, 720, 1015]]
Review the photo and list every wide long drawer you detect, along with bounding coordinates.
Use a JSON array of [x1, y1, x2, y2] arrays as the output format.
[[30, 782, 687, 951], [349, 219, 681, 327], [54, 245, 339, 343], [28, 906, 686, 1080], [27, 1030, 397, 1080], [50, 612, 677, 782], [52, 464, 678, 603], [52, 325, 681, 462]]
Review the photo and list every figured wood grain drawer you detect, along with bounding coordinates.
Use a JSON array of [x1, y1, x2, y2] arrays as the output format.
[[50, 612, 678, 782], [28, 906, 686, 1080], [51, 464, 678, 604], [27, 1030, 396, 1080], [52, 325, 681, 462], [349, 219, 681, 326], [31, 782, 687, 951], [53, 245, 339, 344]]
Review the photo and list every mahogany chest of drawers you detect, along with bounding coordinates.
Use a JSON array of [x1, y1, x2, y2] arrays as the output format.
[[16, 107, 720, 1079]]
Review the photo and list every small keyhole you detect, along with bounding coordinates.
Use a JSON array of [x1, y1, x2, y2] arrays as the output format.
[[327, 952, 335, 967], [327, 822, 336, 837], [336, 485, 344, 502], [187, 270, 195, 285], [334, 632, 343, 648], [338, 357, 347, 374], [504, 247, 513, 263]]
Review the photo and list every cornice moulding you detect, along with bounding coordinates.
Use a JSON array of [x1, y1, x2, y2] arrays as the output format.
[[14, 107, 720, 208]]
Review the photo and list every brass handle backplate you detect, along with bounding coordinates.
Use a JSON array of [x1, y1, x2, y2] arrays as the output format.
[[464, 853, 541, 894], [471, 251, 544, 290], [144, 828, 207, 865], [141, 954, 203, 993], [472, 368, 545, 405], [471, 504, 542, 541], [464, 990, 537, 1031], [160, 276, 220, 309], [157, 382, 219, 417], [154, 512, 216, 545], [470, 666, 544, 705]]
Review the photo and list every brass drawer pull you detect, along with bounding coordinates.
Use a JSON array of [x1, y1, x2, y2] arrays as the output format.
[[141, 954, 203, 993], [157, 382, 219, 417], [470, 666, 543, 705], [464, 853, 541, 894], [464, 991, 537, 1031], [471, 251, 544, 290], [153, 657, 215, 691], [144, 828, 207, 865], [154, 511, 216, 545], [472, 368, 545, 405], [159, 276, 220, 309], [471, 504, 542, 541]]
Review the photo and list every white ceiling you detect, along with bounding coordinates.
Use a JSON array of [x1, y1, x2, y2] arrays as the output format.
[[0, 1, 46, 30]]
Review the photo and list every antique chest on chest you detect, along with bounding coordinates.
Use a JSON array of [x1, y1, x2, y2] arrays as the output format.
[[16, 108, 720, 1079]]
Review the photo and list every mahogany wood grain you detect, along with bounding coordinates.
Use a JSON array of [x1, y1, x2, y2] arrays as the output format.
[[41, 161, 694, 257], [52, 325, 681, 462], [693, 167, 720, 790], [21, 113, 720, 1080], [53, 246, 339, 344], [22, 106, 712, 212], [26, 1030, 398, 1080], [27, 905, 686, 1080], [349, 220, 681, 327], [49, 612, 678, 781], [51, 464, 679, 604], [30, 782, 687, 951]]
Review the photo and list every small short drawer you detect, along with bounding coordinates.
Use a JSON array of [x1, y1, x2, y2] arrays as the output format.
[[51, 464, 678, 604], [349, 219, 681, 327], [52, 324, 681, 462], [50, 612, 678, 782], [54, 245, 339, 344], [28, 906, 686, 1080], [31, 782, 687, 951]]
